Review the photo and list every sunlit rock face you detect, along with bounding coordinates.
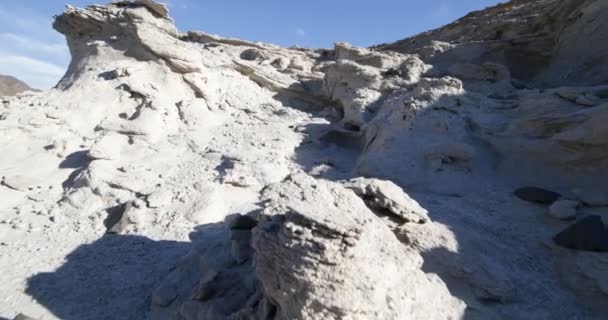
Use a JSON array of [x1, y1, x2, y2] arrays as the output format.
[[2, 1, 608, 320]]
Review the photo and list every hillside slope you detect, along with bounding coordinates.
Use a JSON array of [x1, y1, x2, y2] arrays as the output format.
[[1, 1, 607, 319], [0, 75, 35, 96], [377, 0, 608, 88]]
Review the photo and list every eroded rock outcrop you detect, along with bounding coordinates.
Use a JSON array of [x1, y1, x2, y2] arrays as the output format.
[[2, 1, 608, 319], [253, 173, 464, 319], [152, 172, 464, 320], [343, 177, 430, 224], [377, 0, 608, 88]]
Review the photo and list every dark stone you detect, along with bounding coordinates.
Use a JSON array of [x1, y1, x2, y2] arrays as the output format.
[[98, 70, 116, 80], [13, 314, 38, 320], [229, 215, 258, 230], [553, 215, 608, 252], [240, 48, 263, 61], [104, 201, 133, 234], [514, 187, 561, 205]]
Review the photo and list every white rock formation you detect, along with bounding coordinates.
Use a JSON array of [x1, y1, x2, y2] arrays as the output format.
[[149, 172, 465, 320], [1, 0, 608, 319], [252, 172, 464, 320], [343, 177, 430, 223]]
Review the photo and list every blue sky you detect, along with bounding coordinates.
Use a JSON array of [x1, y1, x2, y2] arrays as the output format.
[[0, 0, 502, 89]]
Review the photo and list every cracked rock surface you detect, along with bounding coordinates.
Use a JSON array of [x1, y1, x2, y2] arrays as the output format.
[[1, 0, 607, 319]]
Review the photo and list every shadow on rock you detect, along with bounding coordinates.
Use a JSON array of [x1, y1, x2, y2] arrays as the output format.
[[59, 151, 90, 169], [60, 151, 92, 190], [291, 121, 362, 181], [25, 234, 191, 320]]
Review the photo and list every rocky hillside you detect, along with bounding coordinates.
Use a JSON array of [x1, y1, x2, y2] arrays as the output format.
[[377, 0, 608, 88], [1, 0, 607, 319], [0, 75, 35, 96]]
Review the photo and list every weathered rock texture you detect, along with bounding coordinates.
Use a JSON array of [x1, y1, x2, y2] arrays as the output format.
[[1, 0, 607, 319], [0, 75, 35, 96], [152, 173, 464, 319], [253, 173, 464, 320], [376, 0, 608, 88]]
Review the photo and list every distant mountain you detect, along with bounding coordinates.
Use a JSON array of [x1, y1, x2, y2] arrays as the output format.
[[0, 74, 36, 96]]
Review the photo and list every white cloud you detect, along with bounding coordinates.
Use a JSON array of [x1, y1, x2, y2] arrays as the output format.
[[295, 27, 306, 37], [0, 33, 67, 55], [0, 54, 66, 89]]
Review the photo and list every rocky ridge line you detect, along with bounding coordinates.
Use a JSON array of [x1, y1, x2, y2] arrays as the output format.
[[1, 1, 607, 319], [0, 75, 36, 97]]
